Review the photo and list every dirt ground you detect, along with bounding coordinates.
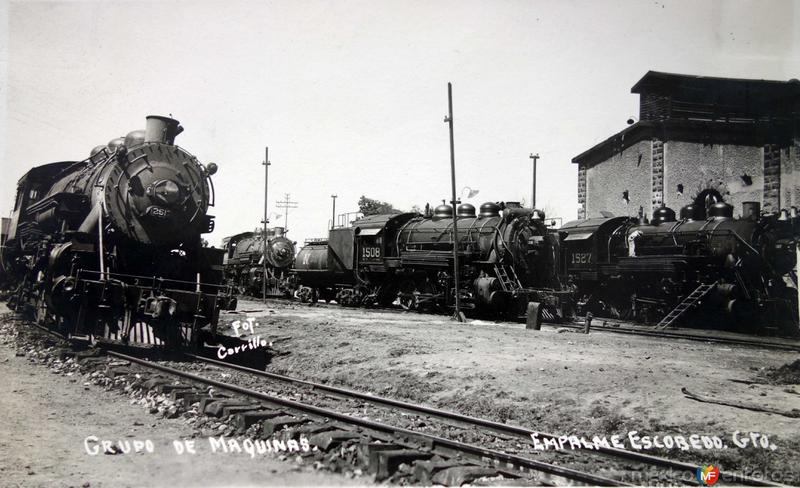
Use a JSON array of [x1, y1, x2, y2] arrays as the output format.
[[0, 307, 367, 487], [226, 298, 800, 483]]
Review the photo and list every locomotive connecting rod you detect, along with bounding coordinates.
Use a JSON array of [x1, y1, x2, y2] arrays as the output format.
[[445, 82, 464, 322]]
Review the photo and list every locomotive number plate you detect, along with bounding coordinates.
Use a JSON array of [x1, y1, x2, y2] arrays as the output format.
[[147, 206, 170, 219], [361, 246, 382, 260], [570, 252, 592, 264]]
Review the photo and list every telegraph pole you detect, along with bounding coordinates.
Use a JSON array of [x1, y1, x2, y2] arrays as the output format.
[[529, 153, 539, 209], [275, 193, 298, 232], [262, 147, 270, 302], [330, 194, 338, 229], [445, 82, 464, 322]]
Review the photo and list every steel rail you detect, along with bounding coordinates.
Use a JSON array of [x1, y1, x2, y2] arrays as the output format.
[[233, 298, 800, 353], [547, 321, 800, 353], [185, 352, 782, 487], [108, 350, 629, 487]]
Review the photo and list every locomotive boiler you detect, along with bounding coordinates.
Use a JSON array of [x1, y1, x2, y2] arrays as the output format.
[[295, 202, 560, 317], [222, 227, 296, 297], [560, 199, 798, 334], [3, 115, 237, 347]]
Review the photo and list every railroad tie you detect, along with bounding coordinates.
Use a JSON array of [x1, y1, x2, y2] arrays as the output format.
[[308, 430, 362, 451], [234, 410, 288, 430], [261, 416, 311, 436]]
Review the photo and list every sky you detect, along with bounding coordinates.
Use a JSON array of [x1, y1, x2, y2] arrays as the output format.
[[1, 0, 799, 247]]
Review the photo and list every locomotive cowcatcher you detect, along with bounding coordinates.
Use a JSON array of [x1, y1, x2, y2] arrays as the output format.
[[3, 115, 237, 347]]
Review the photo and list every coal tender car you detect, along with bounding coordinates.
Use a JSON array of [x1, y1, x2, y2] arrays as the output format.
[[560, 200, 798, 334], [222, 227, 296, 297], [294, 202, 562, 317], [3, 115, 237, 347]]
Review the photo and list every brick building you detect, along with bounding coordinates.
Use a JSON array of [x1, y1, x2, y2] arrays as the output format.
[[573, 71, 800, 220]]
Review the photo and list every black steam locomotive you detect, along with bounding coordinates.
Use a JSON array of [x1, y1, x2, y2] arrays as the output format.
[[560, 196, 798, 334], [221, 227, 296, 297], [3, 115, 237, 347], [294, 202, 561, 317]]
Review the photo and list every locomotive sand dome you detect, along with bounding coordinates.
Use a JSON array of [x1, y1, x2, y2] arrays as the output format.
[[4, 115, 236, 348]]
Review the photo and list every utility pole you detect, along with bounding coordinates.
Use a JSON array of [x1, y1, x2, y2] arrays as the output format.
[[275, 193, 298, 232], [262, 147, 270, 302], [331, 194, 337, 229], [445, 82, 464, 322], [529, 153, 539, 209]]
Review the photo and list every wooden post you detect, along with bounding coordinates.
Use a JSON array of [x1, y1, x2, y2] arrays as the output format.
[[445, 82, 464, 322], [526, 302, 542, 330], [262, 147, 270, 303]]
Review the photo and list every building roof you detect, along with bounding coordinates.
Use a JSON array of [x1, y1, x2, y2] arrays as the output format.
[[631, 70, 800, 95], [572, 118, 795, 167], [572, 71, 800, 167]]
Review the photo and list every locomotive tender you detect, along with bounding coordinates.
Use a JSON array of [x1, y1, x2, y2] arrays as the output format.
[[560, 196, 798, 334], [294, 201, 561, 317], [221, 227, 296, 297], [3, 115, 237, 347]]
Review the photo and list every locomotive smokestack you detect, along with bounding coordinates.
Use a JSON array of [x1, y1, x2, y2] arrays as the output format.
[[145, 115, 182, 144]]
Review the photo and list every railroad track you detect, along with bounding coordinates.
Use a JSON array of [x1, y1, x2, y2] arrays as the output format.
[[180, 352, 781, 487], [233, 297, 800, 353], [545, 319, 800, 353], [107, 350, 627, 486], [19, 317, 788, 486]]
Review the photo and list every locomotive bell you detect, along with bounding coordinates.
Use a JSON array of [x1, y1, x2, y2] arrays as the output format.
[[531, 209, 546, 221], [479, 202, 501, 218], [456, 203, 476, 218], [433, 204, 453, 218]]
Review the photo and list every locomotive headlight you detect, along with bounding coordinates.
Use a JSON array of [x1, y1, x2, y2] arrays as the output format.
[[146, 179, 182, 206], [206, 162, 218, 175]]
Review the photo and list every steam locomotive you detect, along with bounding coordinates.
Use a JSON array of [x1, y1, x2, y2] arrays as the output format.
[[560, 195, 798, 334], [221, 227, 296, 297], [294, 202, 562, 317], [3, 115, 237, 347]]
